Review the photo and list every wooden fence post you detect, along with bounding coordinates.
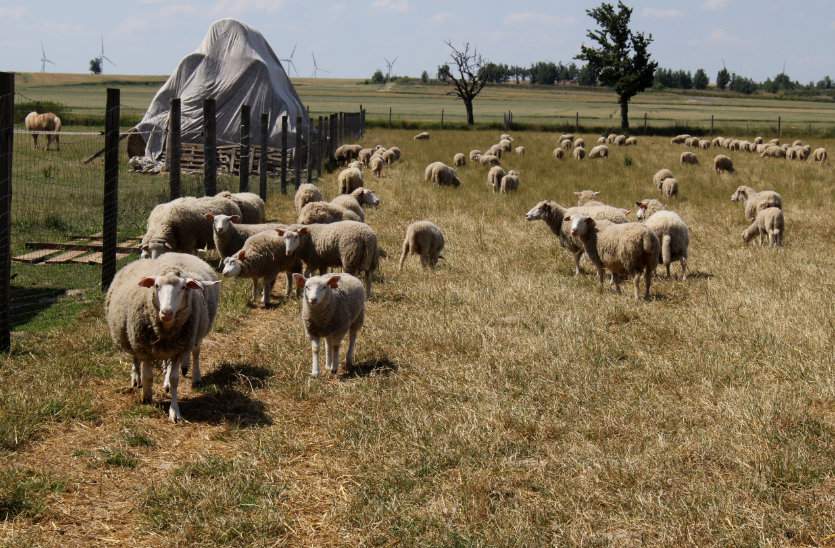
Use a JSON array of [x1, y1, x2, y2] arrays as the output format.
[[710, 114, 714, 135], [306, 111, 313, 184], [576, 112, 579, 132], [644, 112, 648, 133], [778, 116, 782, 138], [167, 98, 181, 200], [280, 114, 288, 194], [317, 116, 324, 176], [294, 115, 303, 189], [360, 107, 365, 137], [102, 88, 120, 292], [203, 98, 217, 196], [259, 112, 269, 201], [388, 107, 392, 128], [0, 72, 14, 350], [239, 104, 251, 192], [441, 109, 445, 129]]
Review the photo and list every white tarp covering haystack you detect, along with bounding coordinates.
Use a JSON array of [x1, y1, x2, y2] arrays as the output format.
[[135, 18, 308, 160]]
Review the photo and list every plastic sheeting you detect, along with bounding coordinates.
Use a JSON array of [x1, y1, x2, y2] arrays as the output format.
[[135, 19, 309, 159]]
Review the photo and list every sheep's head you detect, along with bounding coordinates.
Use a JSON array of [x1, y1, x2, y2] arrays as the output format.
[[730, 186, 751, 202], [138, 273, 216, 325], [566, 215, 596, 239], [295, 273, 339, 307], [208, 213, 241, 235], [574, 190, 600, 205], [140, 239, 172, 259], [360, 189, 380, 207], [277, 226, 308, 255], [221, 254, 243, 277], [525, 201, 554, 221]]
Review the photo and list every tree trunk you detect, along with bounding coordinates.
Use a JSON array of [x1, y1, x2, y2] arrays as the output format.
[[465, 99, 474, 126], [619, 96, 629, 130]]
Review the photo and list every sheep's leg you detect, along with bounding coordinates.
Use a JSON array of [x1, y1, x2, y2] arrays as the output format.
[[573, 251, 584, 276], [263, 275, 276, 307], [398, 241, 410, 272], [644, 266, 653, 300], [329, 337, 341, 375], [364, 271, 373, 297], [251, 279, 260, 303], [346, 328, 359, 372], [55, 135, 60, 152], [141, 361, 154, 404], [191, 345, 202, 388], [168, 354, 183, 423], [284, 271, 293, 297], [665, 262, 672, 279], [32, 134, 38, 149], [310, 337, 321, 377], [130, 357, 141, 388], [163, 361, 171, 393], [680, 258, 688, 281]]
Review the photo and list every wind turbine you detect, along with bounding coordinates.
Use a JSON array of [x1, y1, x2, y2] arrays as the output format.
[[311, 52, 329, 78], [40, 42, 55, 73], [384, 56, 398, 81], [280, 44, 299, 76], [97, 36, 116, 73]]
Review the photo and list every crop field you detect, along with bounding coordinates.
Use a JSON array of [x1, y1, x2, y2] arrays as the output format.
[[2, 127, 834, 546], [15, 72, 835, 133]]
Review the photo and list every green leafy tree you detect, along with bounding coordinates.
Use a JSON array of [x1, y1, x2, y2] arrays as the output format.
[[371, 70, 385, 84], [89, 58, 102, 75], [576, 1, 657, 129], [421, 70, 429, 84], [693, 68, 709, 90], [716, 67, 730, 90]]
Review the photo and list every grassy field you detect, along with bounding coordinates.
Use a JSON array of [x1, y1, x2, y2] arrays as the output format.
[[2, 128, 834, 546], [15, 72, 835, 133]]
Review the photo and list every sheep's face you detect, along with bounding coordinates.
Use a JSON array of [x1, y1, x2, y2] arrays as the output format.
[[212, 214, 240, 235], [221, 256, 242, 277], [525, 202, 549, 221], [139, 273, 203, 325], [569, 215, 595, 239], [636, 203, 649, 220], [141, 239, 172, 259], [280, 228, 307, 255], [361, 190, 380, 207], [730, 187, 748, 202], [299, 275, 339, 307]]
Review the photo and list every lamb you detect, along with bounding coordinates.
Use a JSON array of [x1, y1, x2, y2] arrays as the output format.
[[573, 147, 586, 160], [426, 162, 461, 187], [671, 134, 690, 145], [297, 201, 362, 224], [105, 255, 220, 422], [625, 136, 637, 146], [643, 210, 689, 280], [279, 221, 379, 295], [221, 230, 303, 306], [208, 213, 286, 263], [574, 190, 602, 206], [478, 154, 501, 167], [398, 220, 445, 270], [24, 111, 62, 151], [469, 149, 482, 162], [730, 186, 783, 222], [588, 144, 609, 159], [565, 214, 660, 300], [487, 165, 506, 192], [335, 144, 363, 165], [330, 187, 380, 221], [453, 153, 467, 167], [813, 148, 828, 163], [635, 199, 666, 220], [657, 178, 679, 199], [713, 154, 735, 174], [369, 155, 384, 178], [614, 135, 627, 146], [294, 273, 365, 377], [215, 191, 265, 223], [140, 195, 242, 259], [553, 147, 566, 160], [294, 183, 324, 213], [742, 207, 784, 247], [414, 131, 430, 141], [761, 146, 785, 159], [337, 166, 364, 194], [525, 201, 630, 276], [514, 146, 526, 156], [680, 152, 699, 166], [500, 170, 520, 193], [653, 169, 674, 186], [358, 148, 374, 166]]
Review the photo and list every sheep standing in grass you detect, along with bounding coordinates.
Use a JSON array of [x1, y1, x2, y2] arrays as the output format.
[[295, 273, 365, 377], [399, 221, 444, 270], [560, 139, 573, 151], [215, 191, 265, 223], [573, 147, 586, 160], [657, 178, 678, 199], [514, 146, 526, 156], [209, 213, 285, 264], [614, 135, 627, 146], [574, 138, 586, 149], [499, 139, 513, 152], [698, 140, 711, 150], [625, 136, 637, 146], [553, 148, 566, 160], [500, 170, 520, 193], [635, 199, 666, 220], [295, 184, 324, 213], [298, 201, 362, 224], [338, 166, 364, 194], [813, 148, 828, 163], [479, 154, 501, 167], [335, 144, 363, 165], [469, 149, 482, 162], [25, 111, 62, 151], [487, 165, 506, 191], [358, 148, 374, 166], [222, 231, 303, 306], [331, 187, 380, 222], [713, 155, 735, 174], [487, 144, 504, 158], [731, 186, 783, 222], [742, 207, 784, 247], [414, 132, 430, 141], [388, 146, 402, 161], [671, 135, 690, 145], [643, 211, 689, 280], [426, 162, 461, 187], [566, 214, 659, 300], [453, 153, 466, 167], [761, 146, 785, 159], [680, 152, 699, 166], [653, 169, 674, 186], [588, 145, 609, 159], [369, 155, 384, 178]]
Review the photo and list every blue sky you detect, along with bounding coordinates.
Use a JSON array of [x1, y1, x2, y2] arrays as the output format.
[[1, 0, 833, 83]]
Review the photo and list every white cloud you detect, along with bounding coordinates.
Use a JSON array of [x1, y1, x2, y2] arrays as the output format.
[[504, 12, 575, 26], [642, 8, 684, 19], [371, 0, 409, 13], [0, 6, 26, 19], [211, 0, 284, 16], [703, 0, 729, 10], [706, 28, 743, 46], [432, 11, 451, 24]]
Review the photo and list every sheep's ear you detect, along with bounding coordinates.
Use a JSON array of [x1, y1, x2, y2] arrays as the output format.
[[164, 242, 173, 250], [292, 273, 306, 289], [592, 191, 600, 196], [205, 213, 214, 220], [238, 250, 246, 261], [636, 201, 645, 208], [275, 228, 285, 236], [185, 279, 204, 290], [327, 276, 341, 288], [230, 215, 241, 223], [298, 227, 309, 235], [564, 215, 572, 222], [623, 209, 631, 216], [138, 276, 156, 288]]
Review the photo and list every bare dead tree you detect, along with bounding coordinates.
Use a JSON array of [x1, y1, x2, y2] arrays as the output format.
[[438, 41, 487, 126]]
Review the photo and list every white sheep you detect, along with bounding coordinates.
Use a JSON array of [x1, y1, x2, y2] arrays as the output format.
[[469, 149, 482, 162], [500, 170, 520, 193], [514, 146, 526, 156], [369, 155, 384, 178], [653, 169, 674, 186], [625, 136, 637, 146], [657, 178, 678, 199], [221, 230, 303, 307], [574, 138, 586, 149], [208, 213, 285, 264], [453, 153, 466, 167], [479, 154, 501, 167], [335, 144, 363, 165], [414, 132, 430, 141], [761, 146, 785, 159], [331, 187, 380, 222], [813, 148, 828, 163], [588, 145, 609, 159], [337, 166, 364, 194], [614, 135, 626, 146], [552, 147, 566, 160], [698, 140, 711, 150], [358, 148, 374, 166], [713, 155, 735, 174], [499, 139, 513, 152], [297, 201, 362, 224], [742, 207, 784, 247], [215, 191, 265, 223], [635, 199, 666, 220], [671, 134, 690, 145], [487, 165, 506, 192], [730, 186, 783, 222], [643, 210, 689, 280], [398, 220, 445, 270], [573, 147, 586, 160], [425, 162, 461, 187], [596, 136, 606, 144], [680, 152, 699, 166], [295, 183, 324, 213]]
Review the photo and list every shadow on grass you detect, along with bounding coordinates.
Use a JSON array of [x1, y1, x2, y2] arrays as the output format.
[[343, 356, 399, 379], [200, 362, 272, 390], [9, 286, 67, 327]]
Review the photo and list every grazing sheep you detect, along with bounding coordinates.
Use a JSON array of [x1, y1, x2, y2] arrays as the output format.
[[607, 133, 618, 144], [730, 186, 783, 222], [588, 145, 609, 159], [514, 146, 526, 156], [381, 149, 397, 165], [500, 170, 520, 193], [487, 144, 503, 158], [614, 135, 626, 146], [712, 137, 724, 148], [499, 139, 513, 152], [338, 166, 364, 194], [657, 178, 679, 199], [813, 148, 828, 163], [294, 273, 365, 377], [221, 230, 303, 306], [453, 153, 466, 167], [553, 147, 566, 160], [369, 155, 384, 178], [414, 132, 430, 141], [597, 136, 607, 144], [469, 149, 482, 162], [295, 183, 324, 213], [671, 134, 690, 145], [215, 191, 265, 223], [24, 111, 62, 151], [279, 221, 379, 295], [566, 215, 660, 300], [140, 195, 242, 259], [335, 144, 363, 165], [388, 146, 402, 161], [487, 165, 506, 192], [643, 211, 689, 280], [560, 139, 573, 151], [331, 187, 380, 222], [357, 148, 374, 166], [298, 201, 362, 224], [559, 134, 575, 142], [574, 138, 586, 149], [208, 213, 285, 264], [680, 152, 699, 166], [105, 256, 219, 422], [399, 220, 445, 270], [573, 147, 586, 160], [713, 154, 735, 174], [635, 199, 666, 220], [574, 190, 602, 206], [742, 207, 784, 247], [478, 154, 501, 167], [425, 162, 461, 187], [653, 169, 674, 186], [786, 147, 801, 161], [698, 140, 711, 150], [753, 136, 764, 145], [625, 136, 637, 146]]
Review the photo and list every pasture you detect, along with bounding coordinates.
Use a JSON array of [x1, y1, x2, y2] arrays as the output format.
[[2, 128, 835, 546], [15, 72, 835, 133]]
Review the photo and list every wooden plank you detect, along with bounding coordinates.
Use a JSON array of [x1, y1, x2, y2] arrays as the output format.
[[45, 250, 88, 264], [25, 241, 141, 253], [79, 252, 129, 265], [12, 248, 61, 263]]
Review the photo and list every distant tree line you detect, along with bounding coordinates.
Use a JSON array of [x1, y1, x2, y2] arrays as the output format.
[[655, 65, 834, 97]]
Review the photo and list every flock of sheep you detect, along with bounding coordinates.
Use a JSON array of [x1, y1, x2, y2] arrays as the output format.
[[106, 126, 803, 422]]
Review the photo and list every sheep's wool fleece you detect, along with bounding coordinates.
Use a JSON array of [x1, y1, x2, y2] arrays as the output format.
[[302, 274, 366, 339]]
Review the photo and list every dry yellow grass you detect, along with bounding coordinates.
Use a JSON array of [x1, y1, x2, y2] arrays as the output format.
[[2, 129, 835, 546]]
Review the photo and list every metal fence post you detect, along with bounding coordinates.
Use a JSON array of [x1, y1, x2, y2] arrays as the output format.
[[259, 112, 269, 201], [102, 88, 120, 292], [306, 111, 313, 184], [360, 106, 365, 137], [0, 72, 14, 350], [441, 109, 445, 129], [388, 107, 392, 128], [294, 115, 303, 189], [239, 105, 251, 193], [167, 98, 181, 200], [317, 116, 324, 176], [280, 114, 288, 195], [203, 98, 217, 196], [575, 112, 579, 132]]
